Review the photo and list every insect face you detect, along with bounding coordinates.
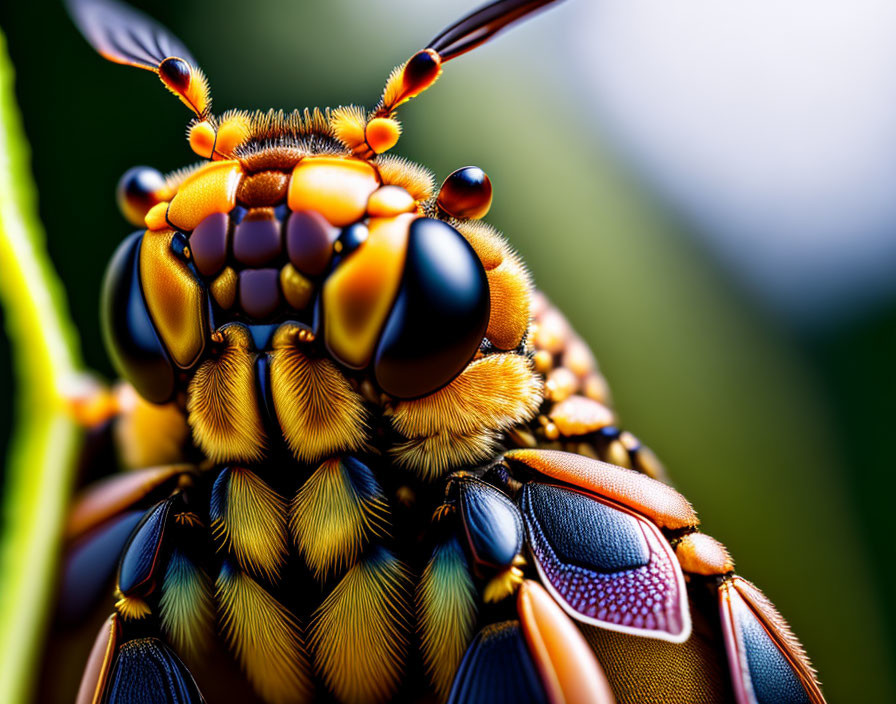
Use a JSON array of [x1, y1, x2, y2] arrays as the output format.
[[64, 0, 560, 484], [120, 151, 493, 401]]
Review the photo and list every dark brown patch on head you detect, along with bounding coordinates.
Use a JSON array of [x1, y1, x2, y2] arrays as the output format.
[[240, 147, 306, 174], [237, 170, 289, 207]]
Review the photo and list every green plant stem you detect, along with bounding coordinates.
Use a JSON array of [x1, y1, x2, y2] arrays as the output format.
[[0, 30, 83, 704]]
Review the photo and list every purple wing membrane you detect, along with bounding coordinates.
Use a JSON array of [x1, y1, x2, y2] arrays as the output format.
[[521, 482, 691, 642]]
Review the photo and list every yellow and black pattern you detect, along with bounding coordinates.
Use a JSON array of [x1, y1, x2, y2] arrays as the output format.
[[61, 0, 827, 703]]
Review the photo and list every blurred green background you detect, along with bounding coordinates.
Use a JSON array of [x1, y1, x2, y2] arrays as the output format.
[[1, 0, 895, 701]]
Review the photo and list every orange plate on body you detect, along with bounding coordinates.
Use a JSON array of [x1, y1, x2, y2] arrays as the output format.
[[166, 160, 242, 231], [140, 230, 208, 368], [288, 157, 379, 227], [676, 533, 734, 576], [517, 580, 615, 704], [506, 449, 698, 529], [75, 614, 119, 704]]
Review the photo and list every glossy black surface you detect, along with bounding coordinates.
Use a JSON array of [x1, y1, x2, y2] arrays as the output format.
[[447, 621, 548, 704], [336, 222, 368, 259], [59, 510, 143, 626], [373, 218, 489, 399], [522, 483, 649, 573], [101, 231, 176, 404], [117, 497, 173, 596], [105, 637, 204, 704], [458, 477, 522, 569], [402, 49, 441, 93], [254, 354, 278, 434], [158, 57, 191, 93]]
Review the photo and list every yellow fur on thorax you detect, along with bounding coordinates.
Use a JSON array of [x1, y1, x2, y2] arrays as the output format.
[[290, 459, 388, 579], [216, 566, 313, 704], [211, 468, 289, 582], [388, 353, 542, 480], [308, 549, 412, 704]]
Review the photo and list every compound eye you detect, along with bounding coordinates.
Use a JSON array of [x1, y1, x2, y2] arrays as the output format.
[[374, 217, 490, 399], [437, 166, 493, 220], [117, 166, 167, 227], [101, 232, 177, 403]]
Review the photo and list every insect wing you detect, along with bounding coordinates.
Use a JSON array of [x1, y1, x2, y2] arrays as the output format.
[[66, 0, 195, 70], [447, 621, 549, 704], [429, 0, 565, 61], [720, 577, 824, 704], [67, 0, 211, 117], [521, 482, 691, 643], [104, 637, 204, 704]]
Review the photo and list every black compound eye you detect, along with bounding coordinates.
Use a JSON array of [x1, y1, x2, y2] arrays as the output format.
[[437, 166, 493, 220], [373, 217, 489, 399], [101, 231, 177, 404]]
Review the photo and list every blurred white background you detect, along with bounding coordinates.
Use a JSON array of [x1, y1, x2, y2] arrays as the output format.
[[570, 0, 896, 325]]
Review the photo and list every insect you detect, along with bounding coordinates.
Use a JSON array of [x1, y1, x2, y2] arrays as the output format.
[[51, 0, 828, 702]]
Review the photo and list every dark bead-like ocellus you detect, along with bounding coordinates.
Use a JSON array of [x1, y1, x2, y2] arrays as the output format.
[[158, 57, 191, 93], [337, 223, 369, 258], [437, 166, 493, 220], [116, 166, 165, 226]]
